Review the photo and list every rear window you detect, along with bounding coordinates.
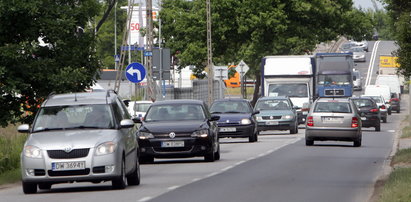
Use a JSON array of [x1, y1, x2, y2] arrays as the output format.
[[314, 102, 352, 113], [352, 99, 375, 108]]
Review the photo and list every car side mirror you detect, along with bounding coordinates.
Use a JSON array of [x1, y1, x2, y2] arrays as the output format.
[[123, 99, 130, 107], [17, 124, 30, 133], [210, 115, 220, 121], [293, 106, 301, 110], [132, 116, 142, 123], [252, 110, 260, 115], [120, 119, 135, 128]]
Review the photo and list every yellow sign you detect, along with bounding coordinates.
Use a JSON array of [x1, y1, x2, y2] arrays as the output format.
[[379, 55, 400, 68]]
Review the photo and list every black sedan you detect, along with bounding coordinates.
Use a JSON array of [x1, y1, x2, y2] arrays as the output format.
[[136, 99, 220, 163], [210, 99, 259, 142], [351, 97, 381, 131]]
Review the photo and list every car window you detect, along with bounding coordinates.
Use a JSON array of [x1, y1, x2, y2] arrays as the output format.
[[268, 84, 308, 97], [134, 103, 151, 112], [255, 99, 291, 110], [314, 102, 352, 113], [210, 101, 252, 113], [353, 99, 374, 108], [145, 104, 205, 121]]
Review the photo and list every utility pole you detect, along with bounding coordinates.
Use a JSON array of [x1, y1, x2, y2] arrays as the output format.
[[146, 0, 156, 101], [206, 0, 214, 105]]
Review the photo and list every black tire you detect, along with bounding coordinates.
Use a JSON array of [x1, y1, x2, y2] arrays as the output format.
[[305, 139, 314, 146], [290, 123, 298, 134], [383, 117, 387, 123], [388, 110, 392, 115], [249, 132, 257, 142], [127, 157, 141, 186], [375, 123, 381, 131], [22, 182, 37, 194], [38, 183, 52, 190], [139, 156, 154, 164], [353, 140, 362, 147], [112, 158, 127, 189], [397, 108, 400, 113], [214, 143, 220, 161], [204, 144, 215, 162]]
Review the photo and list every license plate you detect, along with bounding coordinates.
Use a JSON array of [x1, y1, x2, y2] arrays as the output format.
[[219, 127, 236, 132], [161, 141, 184, 148], [361, 117, 366, 120], [322, 117, 342, 122], [52, 161, 85, 171], [267, 121, 278, 125]]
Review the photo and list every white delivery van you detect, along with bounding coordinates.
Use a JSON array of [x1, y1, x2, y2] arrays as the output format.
[[375, 75, 401, 98], [364, 85, 391, 102]]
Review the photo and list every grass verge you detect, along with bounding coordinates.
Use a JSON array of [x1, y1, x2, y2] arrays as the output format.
[[0, 168, 20, 186], [401, 125, 411, 138], [377, 167, 411, 202]]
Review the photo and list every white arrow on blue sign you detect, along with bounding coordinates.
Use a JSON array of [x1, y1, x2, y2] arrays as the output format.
[[125, 62, 146, 83]]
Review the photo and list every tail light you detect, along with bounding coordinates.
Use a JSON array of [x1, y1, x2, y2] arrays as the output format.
[[369, 108, 379, 113], [307, 116, 314, 127], [381, 105, 386, 109], [351, 117, 359, 128], [390, 98, 399, 102]]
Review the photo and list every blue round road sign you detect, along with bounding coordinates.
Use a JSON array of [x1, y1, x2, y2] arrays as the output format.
[[125, 62, 146, 83]]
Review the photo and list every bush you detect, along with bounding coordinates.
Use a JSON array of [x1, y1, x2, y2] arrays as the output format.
[[0, 125, 27, 175]]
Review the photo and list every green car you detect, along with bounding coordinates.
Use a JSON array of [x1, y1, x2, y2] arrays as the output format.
[[254, 96, 300, 134]]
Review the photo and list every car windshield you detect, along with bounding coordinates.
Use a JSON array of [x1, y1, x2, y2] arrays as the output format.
[[210, 101, 251, 113], [350, 47, 363, 52], [353, 99, 374, 108], [267, 84, 308, 97], [145, 104, 205, 122], [314, 102, 352, 113], [32, 104, 114, 132], [364, 96, 383, 103], [134, 103, 151, 112], [255, 99, 291, 111], [318, 74, 351, 85]]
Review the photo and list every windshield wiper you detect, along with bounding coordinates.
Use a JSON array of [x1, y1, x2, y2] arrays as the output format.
[[225, 111, 242, 113], [64, 126, 111, 130], [33, 128, 64, 132]]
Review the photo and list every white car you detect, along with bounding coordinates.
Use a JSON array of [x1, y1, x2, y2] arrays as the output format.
[[352, 40, 368, 52], [128, 100, 153, 119], [350, 47, 366, 62]]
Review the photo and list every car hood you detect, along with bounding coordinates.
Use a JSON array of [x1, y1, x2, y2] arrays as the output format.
[[26, 130, 118, 149], [141, 120, 207, 133], [289, 97, 309, 108], [214, 113, 251, 123], [257, 110, 294, 116]]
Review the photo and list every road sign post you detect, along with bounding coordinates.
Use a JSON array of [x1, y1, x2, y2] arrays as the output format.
[[236, 60, 249, 99], [213, 66, 228, 99]]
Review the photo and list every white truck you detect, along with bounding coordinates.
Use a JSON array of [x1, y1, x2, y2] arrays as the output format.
[[261, 55, 315, 124]]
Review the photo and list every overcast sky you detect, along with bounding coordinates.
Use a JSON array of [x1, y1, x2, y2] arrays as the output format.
[[353, 0, 384, 10]]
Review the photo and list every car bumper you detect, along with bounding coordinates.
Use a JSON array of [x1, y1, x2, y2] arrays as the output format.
[[21, 149, 122, 183], [217, 124, 254, 138], [360, 116, 380, 127], [139, 137, 213, 158], [257, 120, 294, 131], [305, 127, 361, 141]]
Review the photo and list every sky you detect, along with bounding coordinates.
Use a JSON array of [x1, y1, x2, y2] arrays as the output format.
[[353, 0, 384, 10]]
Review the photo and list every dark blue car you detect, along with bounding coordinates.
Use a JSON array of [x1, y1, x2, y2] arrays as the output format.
[[210, 99, 259, 142]]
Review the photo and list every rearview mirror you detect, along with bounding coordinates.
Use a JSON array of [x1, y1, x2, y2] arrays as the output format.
[[252, 110, 260, 115], [210, 115, 220, 121], [17, 124, 30, 133]]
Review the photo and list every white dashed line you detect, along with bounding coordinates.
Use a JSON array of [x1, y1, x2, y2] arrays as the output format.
[[167, 185, 180, 190], [205, 172, 219, 178], [138, 197, 153, 202], [221, 165, 234, 172], [387, 130, 396, 133]]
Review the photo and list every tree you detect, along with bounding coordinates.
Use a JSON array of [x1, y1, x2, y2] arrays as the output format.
[[160, 0, 372, 105], [382, 0, 411, 78], [0, 0, 101, 126]]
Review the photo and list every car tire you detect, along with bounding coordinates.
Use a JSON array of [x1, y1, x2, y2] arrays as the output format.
[[22, 182, 37, 194], [383, 117, 387, 123], [353, 139, 362, 147], [375, 123, 381, 132], [127, 156, 140, 186], [204, 144, 216, 162], [290, 123, 298, 134], [249, 132, 257, 142], [305, 139, 314, 146], [397, 108, 400, 113], [214, 143, 220, 161], [388, 110, 392, 115], [139, 156, 154, 164], [38, 183, 52, 190], [112, 158, 127, 190]]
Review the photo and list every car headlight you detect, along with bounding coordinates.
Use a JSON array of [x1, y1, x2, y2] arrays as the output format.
[[191, 129, 208, 138], [139, 131, 154, 139], [241, 118, 252, 125], [24, 145, 43, 159], [282, 115, 294, 119], [256, 116, 263, 121], [95, 142, 116, 156]]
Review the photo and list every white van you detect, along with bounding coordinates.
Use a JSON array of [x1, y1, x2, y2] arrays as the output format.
[[375, 75, 401, 98], [364, 85, 391, 102]]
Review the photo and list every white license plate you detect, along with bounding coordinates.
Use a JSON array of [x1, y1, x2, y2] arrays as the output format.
[[161, 141, 185, 148], [219, 127, 236, 132], [52, 161, 85, 171], [361, 117, 366, 120], [323, 117, 342, 122], [267, 121, 278, 125]]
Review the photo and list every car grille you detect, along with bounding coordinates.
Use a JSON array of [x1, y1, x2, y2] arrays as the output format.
[[48, 168, 90, 177], [153, 133, 192, 138], [261, 116, 282, 120], [34, 169, 46, 176], [154, 147, 192, 152], [47, 148, 90, 159]]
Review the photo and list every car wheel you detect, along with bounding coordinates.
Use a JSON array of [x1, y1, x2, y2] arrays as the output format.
[[22, 182, 37, 194], [375, 123, 381, 132], [249, 132, 257, 142], [204, 145, 216, 162], [38, 183, 52, 190], [139, 156, 154, 164], [112, 158, 127, 189], [383, 117, 387, 123], [353, 139, 362, 147], [214, 142, 220, 161], [290, 122, 298, 134], [397, 108, 400, 113], [127, 155, 141, 186], [388, 110, 392, 115], [305, 139, 314, 146]]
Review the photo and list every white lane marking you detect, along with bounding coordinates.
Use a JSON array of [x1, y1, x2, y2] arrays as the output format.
[[221, 165, 234, 172], [138, 197, 153, 202], [205, 172, 219, 178], [365, 40, 381, 86], [167, 185, 180, 190], [387, 130, 395, 133], [192, 178, 200, 182], [234, 160, 246, 166]]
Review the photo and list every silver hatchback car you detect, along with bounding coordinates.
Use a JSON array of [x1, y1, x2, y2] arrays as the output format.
[[305, 98, 362, 147], [17, 91, 140, 194]]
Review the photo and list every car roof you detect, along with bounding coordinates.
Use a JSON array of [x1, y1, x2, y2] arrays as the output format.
[[351, 97, 374, 101], [315, 97, 351, 102], [42, 91, 118, 107], [151, 99, 204, 106], [258, 96, 289, 101], [213, 98, 249, 102]]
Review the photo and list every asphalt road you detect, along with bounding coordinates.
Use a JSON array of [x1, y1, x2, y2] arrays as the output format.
[[0, 41, 404, 202]]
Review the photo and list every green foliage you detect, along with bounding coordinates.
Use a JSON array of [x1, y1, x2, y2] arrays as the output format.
[[0, 0, 101, 127], [0, 129, 26, 175], [378, 167, 411, 202]]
